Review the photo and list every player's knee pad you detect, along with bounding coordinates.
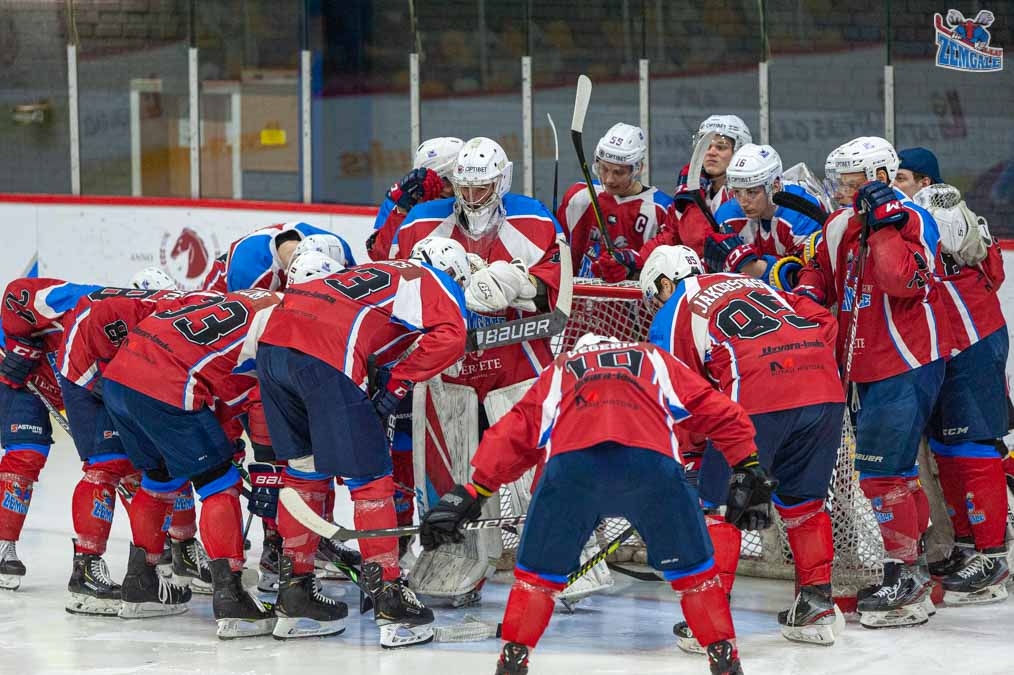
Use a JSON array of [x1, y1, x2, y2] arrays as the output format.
[[0, 445, 49, 482], [81, 455, 135, 485], [348, 473, 395, 502], [190, 462, 242, 501], [513, 566, 567, 594]]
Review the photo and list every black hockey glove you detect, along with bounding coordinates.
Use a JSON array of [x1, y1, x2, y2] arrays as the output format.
[[419, 483, 489, 551], [854, 180, 908, 232], [725, 453, 778, 531], [371, 378, 411, 420], [0, 337, 44, 388], [247, 463, 283, 520]]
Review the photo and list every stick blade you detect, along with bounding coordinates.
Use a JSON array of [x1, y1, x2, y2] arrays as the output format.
[[571, 75, 592, 133], [279, 487, 341, 540]]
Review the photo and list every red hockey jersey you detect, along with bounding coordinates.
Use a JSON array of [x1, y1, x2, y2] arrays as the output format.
[[935, 241, 1006, 353], [468, 340, 757, 490], [649, 273, 844, 414]]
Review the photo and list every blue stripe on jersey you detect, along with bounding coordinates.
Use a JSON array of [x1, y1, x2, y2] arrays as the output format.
[[773, 184, 822, 237], [226, 234, 275, 292], [394, 197, 456, 248], [44, 283, 104, 315], [661, 557, 715, 582], [292, 222, 336, 238], [516, 562, 569, 585], [648, 282, 688, 353], [502, 193, 564, 235], [374, 197, 396, 230], [652, 189, 674, 209]]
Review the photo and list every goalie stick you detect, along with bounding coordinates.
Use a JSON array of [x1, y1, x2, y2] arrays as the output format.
[[772, 190, 829, 226], [570, 74, 615, 255], [548, 113, 560, 214]]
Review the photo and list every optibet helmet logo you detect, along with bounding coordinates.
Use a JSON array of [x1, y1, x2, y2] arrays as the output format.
[[934, 9, 1003, 72]]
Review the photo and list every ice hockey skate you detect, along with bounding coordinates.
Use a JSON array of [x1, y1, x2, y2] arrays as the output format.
[[314, 536, 362, 581], [0, 540, 26, 591], [272, 555, 348, 640], [258, 533, 281, 592], [171, 537, 213, 594], [928, 540, 975, 577], [65, 540, 121, 616], [495, 642, 530, 674], [119, 543, 192, 618], [363, 561, 434, 648], [941, 550, 1010, 605], [209, 558, 277, 639], [673, 620, 705, 654], [778, 583, 845, 645], [857, 561, 930, 629], [706, 639, 744, 675]]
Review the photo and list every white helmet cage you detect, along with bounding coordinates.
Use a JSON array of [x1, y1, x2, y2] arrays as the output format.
[[131, 266, 177, 290], [694, 115, 753, 151], [414, 137, 465, 179], [726, 143, 783, 198], [451, 137, 513, 239], [639, 245, 704, 301], [285, 251, 342, 286], [595, 123, 647, 177], [409, 236, 472, 289], [834, 136, 900, 184], [292, 234, 348, 269], [572, 332, 621, 352]]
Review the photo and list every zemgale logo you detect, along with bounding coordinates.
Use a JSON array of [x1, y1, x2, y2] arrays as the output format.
[[934, 9, 1003, 72]]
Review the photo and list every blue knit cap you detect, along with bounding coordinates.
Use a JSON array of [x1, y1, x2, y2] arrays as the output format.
[[898, 147, 942, 184]]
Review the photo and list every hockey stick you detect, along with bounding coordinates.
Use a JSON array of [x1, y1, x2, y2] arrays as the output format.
[[280, 486, 526, 542], [0, 348, 72, 434], [840, 219, 871, 390], [465, 234, 573, 352], [570, 74, 615, 255], [772, 190, 829, 226], [685, 131, 724, 234], [548, 113, 560, 214]]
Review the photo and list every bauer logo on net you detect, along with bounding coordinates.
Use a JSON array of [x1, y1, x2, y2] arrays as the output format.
[[933, 9, 1003, 72]]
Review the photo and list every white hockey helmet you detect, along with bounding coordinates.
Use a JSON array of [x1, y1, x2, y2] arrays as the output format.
[[451, 137, 513, 238], [292, 233, 347, 269], [639, 245, 704, 301], [409, 236, 472, 289], [834, 136, 900, 184], [572, 332, 621, 352], [131, 266, 177, 290], [414, 137, 464, 179], [726, 143, 782, 197], [695, 115, 752, 151], [285, 251, 342, 286], [595, 123, 647, 175]]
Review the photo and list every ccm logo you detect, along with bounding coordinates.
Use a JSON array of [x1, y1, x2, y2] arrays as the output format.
[[252, 474, 283, 487], [941, 427, 969, 436]]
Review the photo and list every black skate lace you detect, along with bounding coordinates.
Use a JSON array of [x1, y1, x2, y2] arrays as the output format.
[[89, 557, 115, 586]]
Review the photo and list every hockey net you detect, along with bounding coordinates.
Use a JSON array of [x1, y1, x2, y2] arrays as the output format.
[[498, 279, 884, 599]]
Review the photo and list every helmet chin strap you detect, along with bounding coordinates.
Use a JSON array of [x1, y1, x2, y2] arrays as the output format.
[[455, 201, 504, 241]]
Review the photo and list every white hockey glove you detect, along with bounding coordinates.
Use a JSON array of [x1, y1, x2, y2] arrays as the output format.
[[915, 184, 989, 267]]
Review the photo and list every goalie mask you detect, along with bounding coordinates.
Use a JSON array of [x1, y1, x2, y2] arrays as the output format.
[[292, 234, 348, 269], [131, 267, 177, 291], [694, 114, 752, 152], [727, 143, 782, 199], [286, 251, 341, 286], [414, 137, 464, 179], [834, 136, 899, 184], [409, 236, 472, 289], [451, 137, 513, 239], [639, 245, 703, 302], [595, 123, 647, 177]]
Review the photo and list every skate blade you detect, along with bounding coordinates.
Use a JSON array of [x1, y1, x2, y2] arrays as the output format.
[[0, 573, 23, 591], [380, 622, 435, 649], [920, 594, 937, 617], [65, 592, 121, 616], [943, 583, 1009, 606], [859, 604, 928, 629], [258, 569, 279, 593], [433, 616, 500, 642], [781, 608, 844, 647], [118, 601, 189, 619], [216, 616, 278, 639], [173, 573, 213, 595], [271, 616, 346, 640]]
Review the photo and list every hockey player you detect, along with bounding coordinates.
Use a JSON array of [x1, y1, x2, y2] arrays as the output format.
[[555, 122, 671, 280], [419, 334, 773, 675], [101, 288, 282, 635], [795, 136, 953, 629], [253, 237, 470, 644], [201, 223, 354, 293], [367, 136, 463, 261], [894, 148, 1010, 604], [641, 245, 846, 646]]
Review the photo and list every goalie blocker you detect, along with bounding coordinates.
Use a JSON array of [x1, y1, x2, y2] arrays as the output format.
[[419, 334, 770, 675]]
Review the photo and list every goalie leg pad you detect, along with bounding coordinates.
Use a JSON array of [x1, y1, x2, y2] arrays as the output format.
[[71, 455, 134, 555], [669, 564, 736, 648], [349, 474, 400, 581], [931, 440, 1008, 550], [279, 470, 329, 575], [775, 497, 833, 588], [501, 567, 564, 648], [860, 474, 920, 564]]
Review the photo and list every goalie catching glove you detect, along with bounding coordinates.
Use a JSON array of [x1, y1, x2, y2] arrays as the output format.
[[725, 453, 778, 531], [464, 259, 539, 313], [419, 482, 493, 550], [914, 184, 991, 267]]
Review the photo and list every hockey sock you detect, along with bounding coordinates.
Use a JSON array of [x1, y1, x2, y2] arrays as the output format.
[[71, 457, 134, 555], [128, 486, 178, 564], [278, 472, 328, 575], [168, 482, 197, 541], [704, 515, 741, 594], [908, 475, 930, 534], [392, 448, 415, 527], [933, 454, 974, 539], [500, 568, 564, 648], [670, 565, 736, 648], [860, 475, 919, 563], [324, 480, 336, 522], [0, 446, 48, 540], [935, 448, 1008, 551], [775, 498, 833, 587], [198, 486, 245, 570], [349, 474, 399, 581]]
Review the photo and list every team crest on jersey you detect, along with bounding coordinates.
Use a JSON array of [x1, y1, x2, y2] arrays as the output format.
[[159, 227, 222, 290], [2, 484, 32, 515], [964, 492, 986, 525], [934, 10, 1003, 72]]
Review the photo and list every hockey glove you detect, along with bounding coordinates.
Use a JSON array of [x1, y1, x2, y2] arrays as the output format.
[[247, 462, 283, 520], [703, 232, 759, 274], [725, 453, 778, 531], [0, 336, 44, 388], [388, 168, 444, 212], [419, 482, 490, 551], [854, 181, 908, 232], [802, 231, 823, 265], [765, 255, 803, 291], [671, 163, 711, 214], [372, 378, 412, 420], [591, 247, 641, 282]]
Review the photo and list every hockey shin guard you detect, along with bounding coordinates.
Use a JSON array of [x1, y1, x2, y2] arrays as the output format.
[[278, 472, 328, 575], [168, 482, 197, 541], [0, 447, 48, 540], [860, 475, 919, 563], [198, 485, 245, 570], [933, 453, 974, 539], [71, 457, 134, 555], [501, 568, 565, 648], [705, 515, 741, 594], [128, 483, 179, 564], [934, 445, 1008, 551], [775, 498, 833, 588], [670, 566, 736, 648], [349, 474, 399, 581]]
